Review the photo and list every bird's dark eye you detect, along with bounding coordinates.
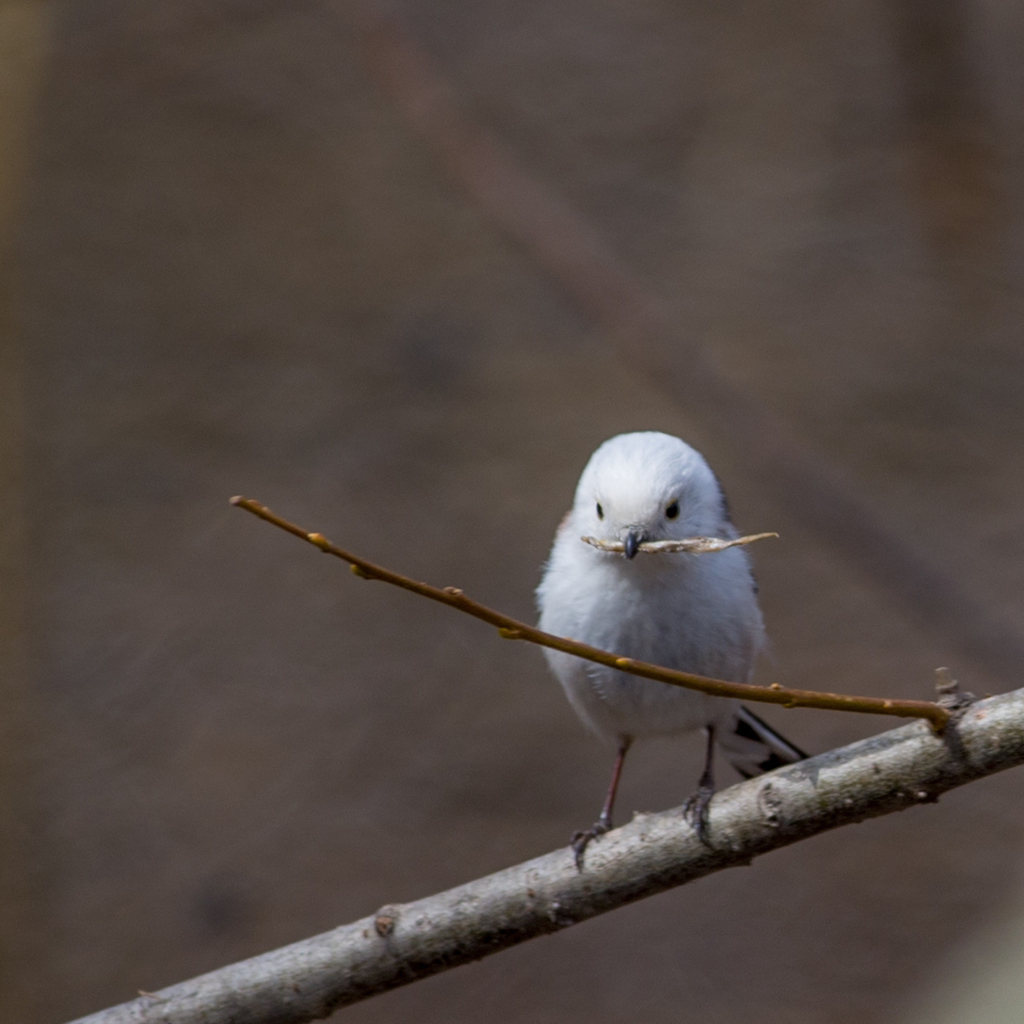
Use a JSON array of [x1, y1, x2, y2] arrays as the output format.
[[665, 500, 680, 519], [596, 503, 604, 520]]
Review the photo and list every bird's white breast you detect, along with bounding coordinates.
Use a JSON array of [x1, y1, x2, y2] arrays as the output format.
[[537, 516, 764, 744]]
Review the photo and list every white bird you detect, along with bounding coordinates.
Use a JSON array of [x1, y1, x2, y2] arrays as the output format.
[[536, 431, 805, 866]]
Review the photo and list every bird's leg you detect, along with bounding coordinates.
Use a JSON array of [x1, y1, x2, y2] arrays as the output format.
[[572, 737, 632, 870], [683, 724, 716, 845]]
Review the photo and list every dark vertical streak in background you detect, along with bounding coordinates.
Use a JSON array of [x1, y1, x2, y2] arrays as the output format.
[[0, 6, 49, 1021], [889, 0, 1001, 269]]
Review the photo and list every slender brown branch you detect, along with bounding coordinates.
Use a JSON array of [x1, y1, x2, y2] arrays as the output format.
[[230, 497, 950, 730]]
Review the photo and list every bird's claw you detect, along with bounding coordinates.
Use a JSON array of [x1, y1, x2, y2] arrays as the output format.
[[683, 786, 714, 846], [571, 819, 611, 871]]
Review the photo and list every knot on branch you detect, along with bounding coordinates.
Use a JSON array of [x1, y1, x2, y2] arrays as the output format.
[[374, 905, 400, 938], [935, 667, 977, 712], [757, 781, 783, 828]]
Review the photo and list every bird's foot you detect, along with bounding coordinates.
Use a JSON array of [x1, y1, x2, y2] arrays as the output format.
[[683, 785, 714, 846], [571, 817, 611, 871]]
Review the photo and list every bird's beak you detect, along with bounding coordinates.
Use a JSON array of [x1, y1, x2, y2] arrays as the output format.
[[623, 529, 644, 560]]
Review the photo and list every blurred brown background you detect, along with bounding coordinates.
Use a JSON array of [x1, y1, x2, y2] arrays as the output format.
[[5, 1, 1024, 1021]]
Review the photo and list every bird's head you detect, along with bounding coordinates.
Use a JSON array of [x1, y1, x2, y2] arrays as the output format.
[[573, 432, 730, 559]]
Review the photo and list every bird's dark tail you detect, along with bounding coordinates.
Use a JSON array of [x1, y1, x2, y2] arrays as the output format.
[[720, 705, 808, 779]]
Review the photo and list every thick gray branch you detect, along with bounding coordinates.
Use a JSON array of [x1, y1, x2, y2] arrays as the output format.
[[70, 688, 1024, 1024]]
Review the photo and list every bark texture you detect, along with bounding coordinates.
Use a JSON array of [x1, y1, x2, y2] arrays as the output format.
[[71, 687, 1024, 1024]]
